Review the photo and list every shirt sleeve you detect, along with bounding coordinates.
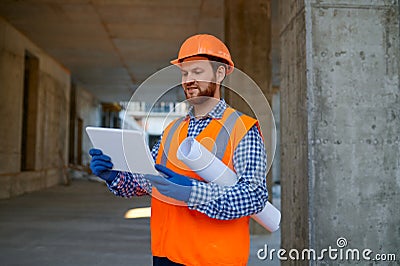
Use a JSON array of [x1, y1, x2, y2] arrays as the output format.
[[107, 172, 152, 198], [106, 136, 162, 198], [187, 125, 268, 220]]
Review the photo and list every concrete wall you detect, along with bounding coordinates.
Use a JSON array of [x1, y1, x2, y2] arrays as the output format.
[[281, 0, 399, 263], [0, 17, 70, 199]]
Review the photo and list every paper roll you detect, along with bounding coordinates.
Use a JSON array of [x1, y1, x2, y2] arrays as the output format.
[[177, 137, 281, 232], [177, 137, 237, 186]]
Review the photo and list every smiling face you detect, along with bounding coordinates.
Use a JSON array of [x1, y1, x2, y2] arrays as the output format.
[[180, 59, 220, 103]]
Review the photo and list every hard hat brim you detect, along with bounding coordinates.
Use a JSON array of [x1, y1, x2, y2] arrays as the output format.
[[170, 57, 234, 75], [170, 58, 180, 65]]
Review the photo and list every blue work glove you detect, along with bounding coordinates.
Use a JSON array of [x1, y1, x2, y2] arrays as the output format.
[[89, 148, 119, 182], [144, 164, 193, 202]]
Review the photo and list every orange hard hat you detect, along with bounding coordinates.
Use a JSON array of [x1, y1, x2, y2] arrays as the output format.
[[171, 34, 234, 74]]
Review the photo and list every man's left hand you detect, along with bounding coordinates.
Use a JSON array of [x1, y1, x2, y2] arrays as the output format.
[[144, 164, 193, 202]]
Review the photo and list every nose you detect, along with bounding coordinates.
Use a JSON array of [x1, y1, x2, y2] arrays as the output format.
[[182, 72, 196, 85]]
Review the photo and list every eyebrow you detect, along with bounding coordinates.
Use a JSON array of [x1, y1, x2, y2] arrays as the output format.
[[181, 66, 204, 72]]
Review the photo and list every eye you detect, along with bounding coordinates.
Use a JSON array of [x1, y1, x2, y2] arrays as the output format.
[[181, 71, 188, 76]]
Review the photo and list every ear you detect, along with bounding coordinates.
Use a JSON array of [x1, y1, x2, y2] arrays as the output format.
[[215, 65, 226, 84]]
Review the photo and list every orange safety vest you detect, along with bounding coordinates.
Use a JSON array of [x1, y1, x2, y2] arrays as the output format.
[[152, 107, 259, 266]]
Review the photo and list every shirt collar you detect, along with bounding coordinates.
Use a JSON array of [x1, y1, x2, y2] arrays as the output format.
[[187, 99, 227, 120]]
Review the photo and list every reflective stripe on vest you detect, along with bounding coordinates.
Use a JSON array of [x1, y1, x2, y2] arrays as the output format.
[[151, 107, 258, 266], [159, 117, 185, 166]]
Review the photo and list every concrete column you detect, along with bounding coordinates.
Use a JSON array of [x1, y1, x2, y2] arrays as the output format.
[[224, 0, 273, 234], [281, 0, 399, 262], [280, 0, 309, 254], [224, 0, 272, 104]]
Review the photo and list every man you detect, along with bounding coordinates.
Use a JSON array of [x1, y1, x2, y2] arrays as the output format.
[[89, 34, 268, 266]]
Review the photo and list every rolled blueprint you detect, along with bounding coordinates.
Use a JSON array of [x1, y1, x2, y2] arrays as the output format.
[[177, 137, 281, 232]]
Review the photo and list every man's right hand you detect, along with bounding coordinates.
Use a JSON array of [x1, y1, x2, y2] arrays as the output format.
[[89, 148, 119, 182]]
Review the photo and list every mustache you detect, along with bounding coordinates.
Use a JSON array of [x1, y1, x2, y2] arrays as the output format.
[[183, 81, 199, 91], [183, 80, 217, 88]]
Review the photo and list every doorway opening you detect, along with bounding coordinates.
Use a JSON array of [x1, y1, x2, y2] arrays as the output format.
[[21, 51, 39, 171]]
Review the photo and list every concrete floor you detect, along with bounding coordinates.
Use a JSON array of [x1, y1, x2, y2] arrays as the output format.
[[0, 178, 280, 266]]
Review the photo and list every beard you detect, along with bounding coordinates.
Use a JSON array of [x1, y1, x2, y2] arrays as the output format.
[[195, 81, 217, 98], [184, 80, 217, 100]]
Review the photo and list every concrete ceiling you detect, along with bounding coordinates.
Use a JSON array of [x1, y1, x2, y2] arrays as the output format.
[[0, 0, 224, 102]]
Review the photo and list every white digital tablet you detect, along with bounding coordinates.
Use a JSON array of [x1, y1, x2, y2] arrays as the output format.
[[86, 127, 158, 175]]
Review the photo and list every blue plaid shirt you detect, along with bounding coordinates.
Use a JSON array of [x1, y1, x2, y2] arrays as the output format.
[[108, 99, 268, 220]]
